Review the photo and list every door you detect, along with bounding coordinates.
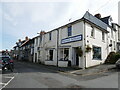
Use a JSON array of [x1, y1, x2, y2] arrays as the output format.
[[73, 47, 79, 66], [35, 53, 37, 63], [75, 47, 79, 66]]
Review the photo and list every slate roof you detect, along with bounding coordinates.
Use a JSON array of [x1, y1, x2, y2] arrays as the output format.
[[100, 16, 111, 25], [21, 38, 34, 47], [82, 11, 108, 32]]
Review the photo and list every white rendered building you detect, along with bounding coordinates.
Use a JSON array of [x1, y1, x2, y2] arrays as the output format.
[[33, 11, 120, 68]]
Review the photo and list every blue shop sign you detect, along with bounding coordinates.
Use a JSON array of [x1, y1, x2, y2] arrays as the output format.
[[61, 35, 82, 44]]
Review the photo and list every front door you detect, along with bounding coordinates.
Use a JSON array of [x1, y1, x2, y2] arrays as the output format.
[[76, 51, 79, 66], [75, 47, 79, 66], [35, 53, 37, 63], [73, 47, 79, 66]]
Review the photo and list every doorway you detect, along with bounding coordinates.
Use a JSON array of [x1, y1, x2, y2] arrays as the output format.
[[35, 53, 37, 63], [73, 47, 79, 66]]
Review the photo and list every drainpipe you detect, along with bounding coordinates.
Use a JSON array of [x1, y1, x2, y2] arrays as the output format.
[[83, 19, 86, 69], [57, 29, 59, 67]]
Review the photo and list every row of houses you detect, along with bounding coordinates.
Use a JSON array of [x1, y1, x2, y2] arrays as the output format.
[[12, 11, 120, 69]]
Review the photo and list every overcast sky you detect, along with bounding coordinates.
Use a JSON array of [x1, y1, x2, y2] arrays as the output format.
[[0, 0, 119, 50]]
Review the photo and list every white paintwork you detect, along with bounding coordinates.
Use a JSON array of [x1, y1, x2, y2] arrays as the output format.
[[58, 61, 68, 67], [33, 14, 119, 68], [33, 30, 58, 65], [85, 23, 108, 67], [45, 60, 56, 66], [58, 21, 85, 68]]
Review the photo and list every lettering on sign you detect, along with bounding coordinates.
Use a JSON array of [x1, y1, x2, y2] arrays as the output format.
[[61, 35, 82, 44]]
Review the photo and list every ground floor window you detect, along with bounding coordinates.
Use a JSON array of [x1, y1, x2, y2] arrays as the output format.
[[49, 50, 53, 60], [93, 46, 101, 60], [64, 49, 69, 60]]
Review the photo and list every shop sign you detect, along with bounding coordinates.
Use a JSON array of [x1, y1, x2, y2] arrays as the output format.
[[61, 35, 82, 44]]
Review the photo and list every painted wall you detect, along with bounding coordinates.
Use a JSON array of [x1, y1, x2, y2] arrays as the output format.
[[43, 30, 58, 65], [85, 23, 108, 67], [58, 21, 85, 68], [33, 19, 118, 68], [33, 38, 37, 62]]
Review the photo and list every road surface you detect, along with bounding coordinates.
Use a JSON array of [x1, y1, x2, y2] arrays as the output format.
[[1, 61, 119, 89]]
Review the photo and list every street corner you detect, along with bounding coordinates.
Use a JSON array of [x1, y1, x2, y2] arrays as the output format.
[[67, 64, 117, 77]]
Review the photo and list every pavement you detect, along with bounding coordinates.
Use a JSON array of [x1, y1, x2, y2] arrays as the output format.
[[69, 64, 116, 76]]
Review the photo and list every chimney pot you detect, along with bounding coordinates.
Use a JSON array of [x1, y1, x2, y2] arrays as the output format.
[[18, 39, 21, 42], [40, 31, 46, 35], [94, 13, 101, 19], [25, 36, 29, 40]]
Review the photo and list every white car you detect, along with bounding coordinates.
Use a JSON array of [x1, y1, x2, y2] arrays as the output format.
[[116, 59, 120, 69]]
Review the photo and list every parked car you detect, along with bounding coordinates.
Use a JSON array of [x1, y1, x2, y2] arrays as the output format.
[[116, 59, 120, 69], [0, 55, 14, 72]]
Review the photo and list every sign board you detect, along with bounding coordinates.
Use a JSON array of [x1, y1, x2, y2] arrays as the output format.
[[61, 35, 82, 44]]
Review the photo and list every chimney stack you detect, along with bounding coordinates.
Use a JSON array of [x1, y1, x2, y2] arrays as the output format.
[[94, 13, 101, 19], [18, 39, 21, 42], [40, 31, 46, 35], [25, 36, 29, 41]]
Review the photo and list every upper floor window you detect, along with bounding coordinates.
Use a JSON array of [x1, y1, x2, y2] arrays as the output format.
[[36, 38, 38, 45], [111, 29, 113, 38], [102, 32, 105, 41], [68, 26, 72, 36], [49, 32, 52, 40], [40, 36, 42, 43], [91, 26, 95, 38]]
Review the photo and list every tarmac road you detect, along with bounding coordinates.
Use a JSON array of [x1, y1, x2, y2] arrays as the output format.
[[1, 60, 119, 89]]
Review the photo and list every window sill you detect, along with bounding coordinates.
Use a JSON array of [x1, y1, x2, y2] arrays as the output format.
[[90, 36, 95, 39], [92, 59, 102, 60], [45, 60, 53, 61], [67, 36, 72, 38], [102, 40, 105, 43]]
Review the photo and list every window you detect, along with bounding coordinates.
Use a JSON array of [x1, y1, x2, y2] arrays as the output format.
[[68, 26, 72, 36], [36, 38, 38, 45], [93, 46, 101, 60], [111, 29, 113, 38], [40, 36, 42, 43], [49, 32, 52, 40], [102, 32, 105, 41], [49, 50, 53, 60], [38, 51, 40, 59], [91, 26, 94, 37], [64, 49, 69, 60], [114, 41, 116, 50]]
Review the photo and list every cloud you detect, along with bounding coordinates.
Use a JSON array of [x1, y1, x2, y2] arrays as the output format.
[[4, 3, 24, 17], [4, 13, 13, 22], [1, 0, 119, 50]]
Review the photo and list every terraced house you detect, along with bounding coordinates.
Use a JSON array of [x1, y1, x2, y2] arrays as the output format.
[[32, 11, 120, 69], [13, 11, 120, 69], [13, 37, 34, 62]]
